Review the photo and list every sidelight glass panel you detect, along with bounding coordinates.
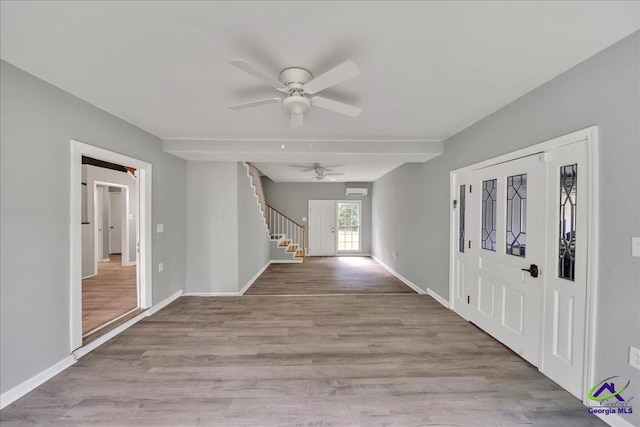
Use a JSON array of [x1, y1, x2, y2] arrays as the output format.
[[482, 179, 497, 251], [338, 202, 360, 251], [559, 164, 577, 281], [459, 185, 466, 253], [506, 174, 527, 257]]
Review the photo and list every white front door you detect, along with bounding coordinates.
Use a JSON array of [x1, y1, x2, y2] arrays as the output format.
[[109, 191, 122, 254], [469, 154, 546, 366], [452, 171, 471, 320], [540, 141, 588, 398], [308, 200, 335, 256], [95, 186, 104, 262]]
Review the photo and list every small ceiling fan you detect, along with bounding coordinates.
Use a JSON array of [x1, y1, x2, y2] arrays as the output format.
[[229, 59, 362, 128], [291, 163, 343, 181]]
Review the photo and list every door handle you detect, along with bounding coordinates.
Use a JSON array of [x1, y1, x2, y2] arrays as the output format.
[[521, 264, 539, 278]]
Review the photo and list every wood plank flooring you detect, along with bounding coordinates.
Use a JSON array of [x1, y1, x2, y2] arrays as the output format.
[[82, 255, 138, 335], [246, 256, 415, 295], [1, 293, 603, 426]]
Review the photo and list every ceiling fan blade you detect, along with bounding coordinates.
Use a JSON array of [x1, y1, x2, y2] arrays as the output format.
[[229, 59, 288, 92], [290, 114, 303, 128], [311, 96, 362, 117], [229, 98, 282, 110], [303, 60, 360, 94]]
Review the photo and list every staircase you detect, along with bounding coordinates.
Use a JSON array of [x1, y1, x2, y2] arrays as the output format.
[[245, 163, 305, 261]]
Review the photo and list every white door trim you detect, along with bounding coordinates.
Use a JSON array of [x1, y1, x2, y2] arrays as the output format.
[[448, 126, 599, 404], [70, 139, 152, 352], [96, 182, 129, 267], [94, 186, 104, 270]]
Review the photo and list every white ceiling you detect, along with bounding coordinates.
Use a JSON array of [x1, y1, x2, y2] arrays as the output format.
[[1, 1, 638, 182]]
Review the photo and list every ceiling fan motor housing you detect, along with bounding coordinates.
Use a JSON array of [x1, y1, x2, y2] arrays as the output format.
[[279, 67, 313, 90]]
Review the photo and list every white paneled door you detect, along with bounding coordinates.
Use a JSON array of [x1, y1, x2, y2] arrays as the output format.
[[469, 154, 546, 366], [308, 200, 335, 256], [540, 141, 588, 398], [457, 137, 591, 400]]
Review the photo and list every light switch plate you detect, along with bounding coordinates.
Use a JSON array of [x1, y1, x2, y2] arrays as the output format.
[[158, 263, 164, 273], [632, 237, 640, 257], [157, 224, 164, 233], [630, 345, 640, 371], [302, 217, 307, 222]]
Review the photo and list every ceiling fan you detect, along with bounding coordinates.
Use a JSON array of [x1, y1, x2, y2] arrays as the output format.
[[291, 163, 343, 181], [229, 59, 362, 128]]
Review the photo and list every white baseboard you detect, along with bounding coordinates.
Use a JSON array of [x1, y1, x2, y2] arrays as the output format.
[[82, 273, 96, 279], [0, 355, 76, 410], [427, 287, 449, 308], [128, 260, 137, 266], [184, 292, 242, 296], [337, 253, 372, 257], [371, 256, 426, 294], [146, 289, 183, 316], [102, 258, 111, 262], [270, 259, 302, 264], [594, 412, 635, 427], [239, 261, 271, 295]]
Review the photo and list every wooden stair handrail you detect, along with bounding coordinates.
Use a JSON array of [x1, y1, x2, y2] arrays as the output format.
[[266, 203, 304, 229]]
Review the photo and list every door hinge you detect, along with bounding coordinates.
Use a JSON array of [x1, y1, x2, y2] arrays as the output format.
[[469, 185, 472, 193], [468, 240, 471, 249], [467, 295, 470, 304]]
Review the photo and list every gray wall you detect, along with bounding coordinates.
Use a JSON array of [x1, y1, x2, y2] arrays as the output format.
[[263, 180, 373, 255], [185, 162, 269, 293], [0, 60, 187, 394], [186, 161, 239, 293], [237, 163, 270, 286], [372, 31, 640, 423]]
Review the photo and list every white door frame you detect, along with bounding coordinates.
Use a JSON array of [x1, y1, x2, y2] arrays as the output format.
[[94, 186, 104, 267], [70, 140, 152, 352], [96, 182, 130, 267], [448, 126, 599, 405]]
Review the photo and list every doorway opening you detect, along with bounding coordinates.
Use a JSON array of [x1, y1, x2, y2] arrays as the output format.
[[71, 141, 152, 351], [82, 169, 140, 343], [308, 200, 362, 256]]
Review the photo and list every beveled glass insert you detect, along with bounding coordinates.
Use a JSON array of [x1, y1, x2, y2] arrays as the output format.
[[559, 164, 577, 281], [506, 174, 527, 257], [482, 179, 497, 251], [459, 185, 466, 253]]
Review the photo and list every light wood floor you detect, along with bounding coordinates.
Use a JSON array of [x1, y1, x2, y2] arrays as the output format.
[[82, 254, 138, 335], [246, 256, 415, 295], [1, 257, 604, 426]]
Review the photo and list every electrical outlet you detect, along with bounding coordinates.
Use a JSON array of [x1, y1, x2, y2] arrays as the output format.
[[158, 263, 164, 273], [157, 224, 164, 233], [630, 345, 640, 371]]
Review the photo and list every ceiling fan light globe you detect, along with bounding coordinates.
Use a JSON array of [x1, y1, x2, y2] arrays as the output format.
[[283, 96, 311, 116]]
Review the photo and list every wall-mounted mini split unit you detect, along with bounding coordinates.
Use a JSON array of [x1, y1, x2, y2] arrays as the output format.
[[346, 188, 368, 196]]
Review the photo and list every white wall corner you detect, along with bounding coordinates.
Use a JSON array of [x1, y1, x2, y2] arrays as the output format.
[[426, 287, 449, 308], [0, 355, 77, 410], [371, 256, 426, 294]]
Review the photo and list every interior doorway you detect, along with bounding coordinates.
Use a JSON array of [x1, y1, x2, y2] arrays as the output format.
[[83, 177, 138, 342], [71, 140, 152, 351]]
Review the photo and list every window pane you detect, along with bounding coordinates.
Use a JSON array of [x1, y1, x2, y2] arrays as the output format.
[[338, 202, 360, 251], [559, 164, 577, 281], [506, 174, 527, 257], [482, 179, 497, 251], [459, 185, 466, 253]]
